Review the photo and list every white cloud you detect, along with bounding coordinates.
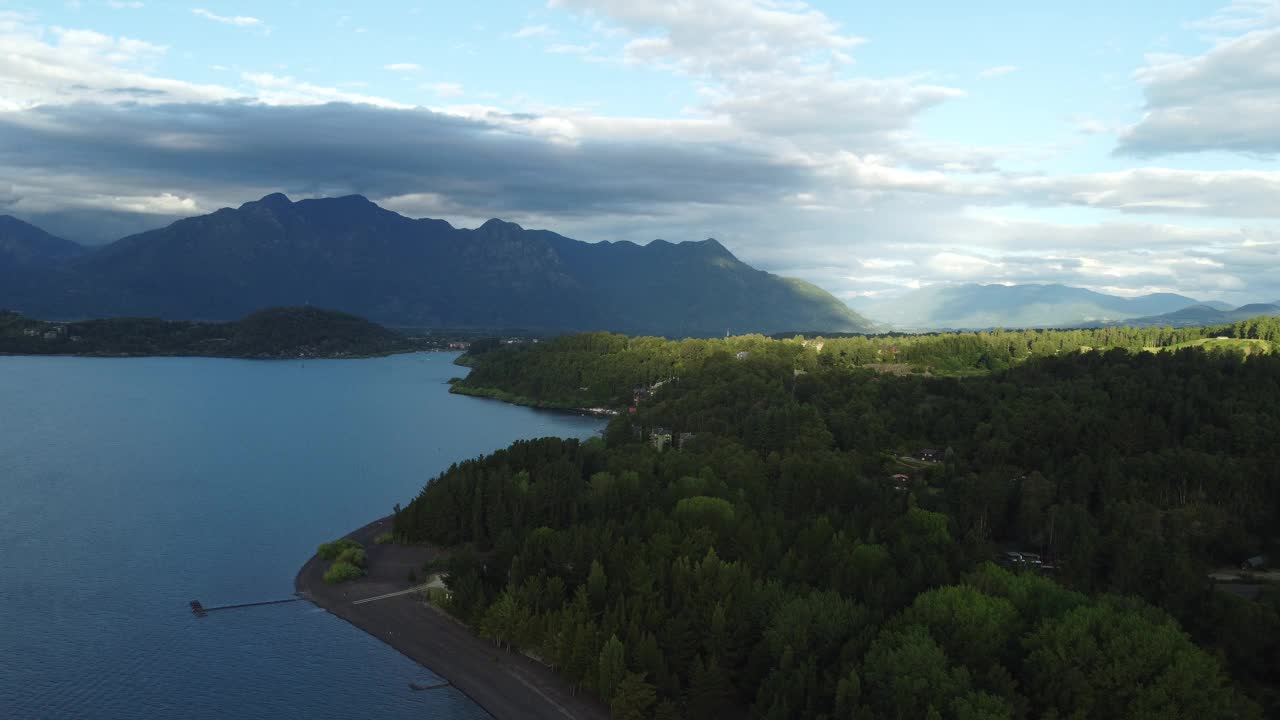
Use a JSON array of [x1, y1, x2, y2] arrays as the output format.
[[547, 42, 596, 54], [707, 74, 964, 138], [512, 24, 553, 38], [1, 181, 203, 216], [977, 64, 1017, 78], [191, 8, 261, 27], [1015, 167, 1280, 217], [1188, 0, 1280, 32], [824, 152, 996, 196], [550, 0, 959, 153], [240, 72, 411, 108], [1073, 117, 1111, 135], [929, 251, 1001, 279], [424, 82, 464, 97], [1, 0, 1277, 303], [383, 62, 421, 72], [85, 192, 202, 214], [553, 0, 864, 75], [1119, 6, 1280, 156], [0, 19, 233, 109]]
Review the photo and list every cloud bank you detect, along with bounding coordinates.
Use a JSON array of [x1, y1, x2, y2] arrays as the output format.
[[0, 1, 1277, 304]]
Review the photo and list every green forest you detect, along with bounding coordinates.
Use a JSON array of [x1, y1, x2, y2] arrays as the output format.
[[395, 322, 1280, 719], [0, 306, 431, 358], [451, 316, 1280, 410]]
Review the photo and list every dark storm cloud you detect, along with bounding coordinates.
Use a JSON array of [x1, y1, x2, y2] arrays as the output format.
[[0, 101, 816, 240]]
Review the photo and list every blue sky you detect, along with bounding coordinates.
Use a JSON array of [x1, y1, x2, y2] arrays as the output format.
[[1, 0, 1278, 303]]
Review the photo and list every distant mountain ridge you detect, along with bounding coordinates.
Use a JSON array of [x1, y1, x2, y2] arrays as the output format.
[[1120, 302, 1280, 328], [0, 215, 85, 269], [0, 194, 872, 336], [858, 283, 1222, 330]]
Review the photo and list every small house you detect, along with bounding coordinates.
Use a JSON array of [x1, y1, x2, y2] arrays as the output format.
[[999, 551, 1042, 567], [649, 427, 673, 452], [1242, 555, 1269, 571], [917, 448, 942, 463]]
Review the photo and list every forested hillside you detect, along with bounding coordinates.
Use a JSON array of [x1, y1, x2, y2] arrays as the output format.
[[452, 316, 1280, 409], [401, 327, 1280, 718]]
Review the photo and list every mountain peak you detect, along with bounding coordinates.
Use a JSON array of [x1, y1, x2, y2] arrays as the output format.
[[0, 214, 85, 264], [695, 237, 734, 257], [478, 218, 525, 233], [0, 193, 873, 336], [240, 192, 293, 211], [0, 215, 45, 232]]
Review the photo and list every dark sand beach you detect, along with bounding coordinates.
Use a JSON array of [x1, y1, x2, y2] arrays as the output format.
[[296, 517, 608, 720]]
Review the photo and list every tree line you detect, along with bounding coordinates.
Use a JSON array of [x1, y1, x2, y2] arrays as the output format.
[[453, 316, 1280, 409], [0, 306, 427, 358]]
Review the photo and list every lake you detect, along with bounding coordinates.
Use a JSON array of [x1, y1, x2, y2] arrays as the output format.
[[0, 353, 604, 719]]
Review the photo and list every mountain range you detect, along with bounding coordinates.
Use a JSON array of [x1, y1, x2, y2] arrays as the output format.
[[851, 283, 1245, 330], [0, 194, 872, 337], [1120, 302, 1280, 328]]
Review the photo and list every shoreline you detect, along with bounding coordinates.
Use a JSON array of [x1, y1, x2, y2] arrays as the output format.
[[448, 384, 620, 418], [295, 516, 609, 720], [0, 347, 442, 361]]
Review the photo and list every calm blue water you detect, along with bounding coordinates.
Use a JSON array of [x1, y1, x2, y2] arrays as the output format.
[[0, 353, 603, 719]]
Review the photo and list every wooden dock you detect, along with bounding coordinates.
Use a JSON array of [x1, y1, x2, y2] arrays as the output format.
[[190, 597, 302, 616]]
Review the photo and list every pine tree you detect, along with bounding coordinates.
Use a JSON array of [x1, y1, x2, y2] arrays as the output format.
[[610, 672, 657, 720], [597, 634, 627, 702]]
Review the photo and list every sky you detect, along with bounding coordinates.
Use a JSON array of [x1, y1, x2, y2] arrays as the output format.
[[1, 0, 1279, 305]]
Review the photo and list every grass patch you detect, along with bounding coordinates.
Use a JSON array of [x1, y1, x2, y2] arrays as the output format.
[[1144, 337, 1273, 356], [374, 532, 394, 545]]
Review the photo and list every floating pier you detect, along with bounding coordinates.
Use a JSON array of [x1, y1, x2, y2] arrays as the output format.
[[409, 680, 451, 692], [190, 596, 302, 616]]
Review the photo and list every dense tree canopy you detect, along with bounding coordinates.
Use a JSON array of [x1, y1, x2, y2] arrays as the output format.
[[452, 318, 1280, 409], [397, 328, 1280, 718]]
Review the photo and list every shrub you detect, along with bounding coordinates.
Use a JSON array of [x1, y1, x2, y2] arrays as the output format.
[[317, 538, 362, 561], [374, 532, 394, 545], [323, 561, 365, 584], [336, 547, 368, 568]]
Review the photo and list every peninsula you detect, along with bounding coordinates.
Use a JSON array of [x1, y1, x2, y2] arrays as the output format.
[[392, 327, 1279, 718], [296, 517, 608, 720]]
